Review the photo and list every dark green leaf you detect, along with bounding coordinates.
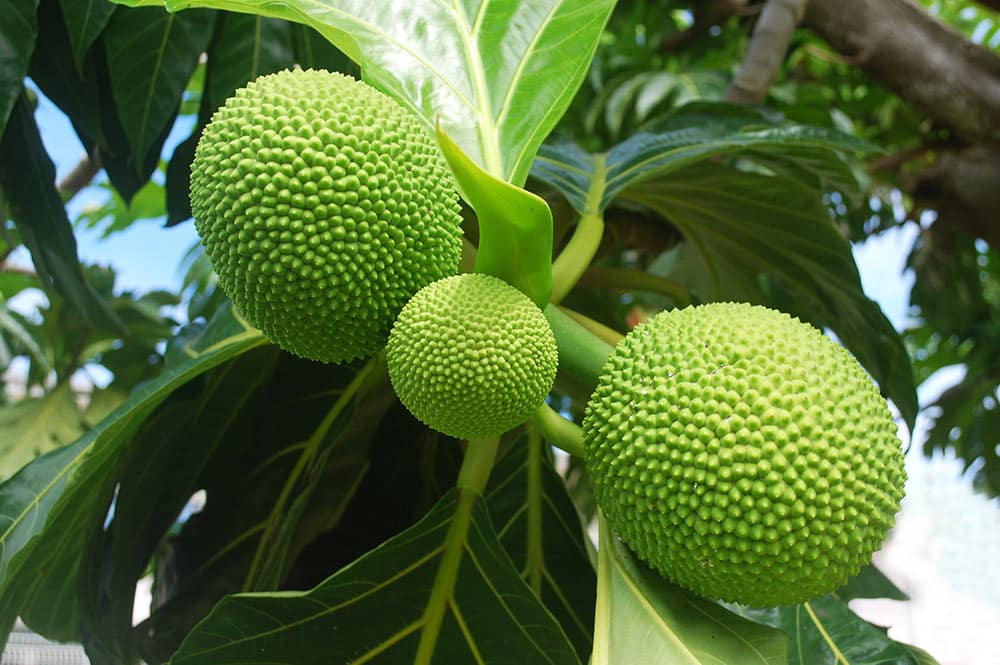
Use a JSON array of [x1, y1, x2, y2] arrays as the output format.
[[202, 13, 294, 113], [116, 0, 615, 186], [133, 363, 401, 664], [0, 304, 264, 644], [58, 0, 115, 72], [169, 488, 581, 665], [0, 92, 124, 332], [836, 564, 907, 602], [618, 163, 918, 431], [737, 595, 919, 665], [486, 434, 596, 661], [593, 516, 787, 664], [0, 0, 39, 134], [104, 5, 214, 173], [79, 346, 284, 665]]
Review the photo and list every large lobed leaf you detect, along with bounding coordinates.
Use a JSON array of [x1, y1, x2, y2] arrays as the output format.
[[116, 0, 615, 185], [168, 487, 580, 665], [0, 304, 265, 647]]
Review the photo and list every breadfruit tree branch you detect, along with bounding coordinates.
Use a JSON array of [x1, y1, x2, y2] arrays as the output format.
[[725, 0, 807, 104], [803, 0, 1000, 146]]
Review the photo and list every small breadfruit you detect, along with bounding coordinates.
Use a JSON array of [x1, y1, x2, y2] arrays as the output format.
[[583, 302, 906, 607], [190, 69, 463, 363], [387, 273, 559, 440]]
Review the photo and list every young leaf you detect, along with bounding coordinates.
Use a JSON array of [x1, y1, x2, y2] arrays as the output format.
[[104, 5, 215, 173], [57, 0, 115, 73], [0, 0, 39, 134], [0, 304, 265, 646], [114, 0, 615, 185], [593, 514, 788, 665], [438, 127, 553, 306], [168, 488, 581, 665], [486, 433, 596, 661], [736, 595, 923, 665]]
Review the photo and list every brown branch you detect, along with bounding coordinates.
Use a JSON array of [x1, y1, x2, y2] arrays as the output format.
[[975, 0, 1000, 14], [57, 150, 102, 203], [803, 0, 1000, 146], [725, 0, 807, 104]]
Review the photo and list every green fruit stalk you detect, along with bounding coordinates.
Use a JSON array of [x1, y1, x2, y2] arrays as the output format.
[[584, 302, 906, 606], [190, 69, 463, 363], [387, 273, 558, 440]]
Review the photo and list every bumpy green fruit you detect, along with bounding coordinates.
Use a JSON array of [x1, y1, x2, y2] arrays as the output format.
[[584, 302, 905, 607], [387, 273, 558, 440], [190, 69, 463, 363]]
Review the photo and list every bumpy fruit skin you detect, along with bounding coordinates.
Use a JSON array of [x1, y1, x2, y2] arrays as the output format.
[[387, 273, 558, 440], [190, 69, 463, 363], [584, 302, 906, 607]]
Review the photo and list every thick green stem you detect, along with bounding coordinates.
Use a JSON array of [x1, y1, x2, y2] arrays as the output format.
[[530, 403, 586, 458], [544, 304, 615, 396], [551, 211, 605, 304], [414, 436, 499, 664]]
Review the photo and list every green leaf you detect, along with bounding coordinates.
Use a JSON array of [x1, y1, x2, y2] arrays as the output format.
[[438, 127, 553, 306], [618, 163, 918, 431], [486, 433, 596, 661], [0, 383, 84, 480], [78, 346, 285, 665], [132, 375, 415, 664], [75, 174, 167, 238], [58, 0, 115, 73], [202, 13, 294, 113], [116, 0, 615, 186], [593, 514, 788, 664], [836, 564, 907, 602], [0, 0, 39, 134], [0, 92, 125, 333], [168, 488, 581, 665], [737, 595, 919, 665], [290, 22, 357, 75], [533, 101, 877, 214], [0, 298, 50, 376], [104, 5, 214, 172], [0, 303, 265, 645]]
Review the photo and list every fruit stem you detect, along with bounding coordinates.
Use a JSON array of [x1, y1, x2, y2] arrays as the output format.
[[544, 304, 615, 396], [530, 403, 586, 458], [456, 436, 500, 494], [551, 211, 605, 304]]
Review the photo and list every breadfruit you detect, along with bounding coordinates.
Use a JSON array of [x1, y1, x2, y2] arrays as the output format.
[[387, 273, 558, 440], [583, 302, 906, 607], [190, 69, 463, 363]]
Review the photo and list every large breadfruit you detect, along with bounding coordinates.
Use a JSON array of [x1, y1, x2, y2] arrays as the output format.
[[583, 302, 906, 607], [190, 69, 463, 363], [387, 273, 558, 440]]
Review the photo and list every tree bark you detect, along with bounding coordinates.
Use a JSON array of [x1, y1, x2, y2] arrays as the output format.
[[803, 0, 1000, 146]]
